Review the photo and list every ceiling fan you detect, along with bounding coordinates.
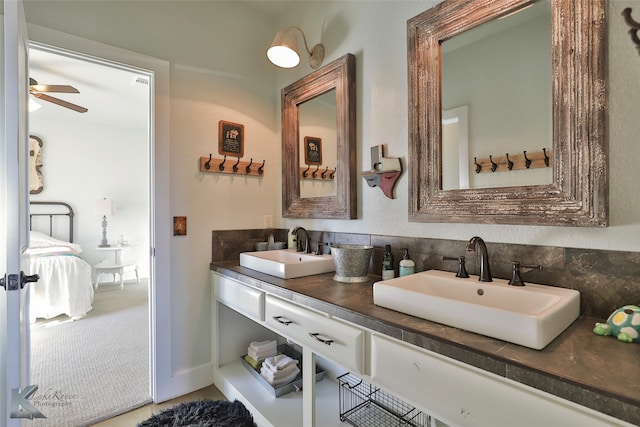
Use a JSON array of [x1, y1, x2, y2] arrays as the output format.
[[29, 78, 88, 113]]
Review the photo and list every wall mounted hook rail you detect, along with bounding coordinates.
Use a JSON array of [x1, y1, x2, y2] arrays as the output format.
[[622, 8, 640, 55], [199, 156, 265, 177], [299, 165, 335, 180], [473, 149, 552, 174]]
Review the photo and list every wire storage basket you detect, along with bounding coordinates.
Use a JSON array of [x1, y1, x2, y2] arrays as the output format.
[[338, 372, 431, 426]]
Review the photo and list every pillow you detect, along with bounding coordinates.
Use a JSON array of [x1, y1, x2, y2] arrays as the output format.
[[29, 231, 83, 254]]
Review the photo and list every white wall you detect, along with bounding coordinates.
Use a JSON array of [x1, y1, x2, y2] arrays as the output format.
[[22, 0, 640, 398], [29, 91, 150, 277], [275, 0, 640, 252]]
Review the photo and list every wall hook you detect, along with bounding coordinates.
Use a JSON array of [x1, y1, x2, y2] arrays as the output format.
[[523, 151, 532, 169], [219, 155, 227, 171], [232, 156, 241, 173], [506, 153, 514, 171], [302, 164, 310, 178], [205, 154, 212, 170], [489, 155, 498, 172], [321, 166, 329, 179], [258, 160, 265, 175], [622, 8, 640, 55], [474, 157, 482, 174], [329, 167, 336, 179], [312, 164, 320, 179], [543, 148, 550, 167], [245, 158, 253, 174]]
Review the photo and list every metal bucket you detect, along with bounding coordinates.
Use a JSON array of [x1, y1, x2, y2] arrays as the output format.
[[330, 244, 373, 283]]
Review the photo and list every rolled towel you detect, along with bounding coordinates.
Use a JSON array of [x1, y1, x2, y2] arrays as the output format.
[[264, 354, 298, 371]]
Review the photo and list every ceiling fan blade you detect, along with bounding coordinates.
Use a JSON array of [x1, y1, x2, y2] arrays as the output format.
[[30, 84, 80, 94], [33, 93, 88, 113]]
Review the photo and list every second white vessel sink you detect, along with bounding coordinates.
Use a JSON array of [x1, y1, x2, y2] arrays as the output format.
[[240, 249, 335, 279], [373, 270, 580, 350]]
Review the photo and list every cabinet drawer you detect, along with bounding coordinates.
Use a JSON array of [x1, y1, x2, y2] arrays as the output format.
[[214, 274, 264, 321], [371, 334, 625, 427], [265, 295, 365, 374]]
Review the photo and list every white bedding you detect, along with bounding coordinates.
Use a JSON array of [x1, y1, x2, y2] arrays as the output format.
[[28, 232, 94, 322]]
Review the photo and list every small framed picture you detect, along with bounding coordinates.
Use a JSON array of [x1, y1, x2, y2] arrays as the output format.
[[218, 120, 245, 157], [173, 216, 187, 236], [303, 136, 322, 165]]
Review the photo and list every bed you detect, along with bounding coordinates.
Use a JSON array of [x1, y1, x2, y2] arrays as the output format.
[[28, 201, 94, 322]]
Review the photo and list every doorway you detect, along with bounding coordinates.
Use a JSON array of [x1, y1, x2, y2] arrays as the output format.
[[28, 44, 152, 426]]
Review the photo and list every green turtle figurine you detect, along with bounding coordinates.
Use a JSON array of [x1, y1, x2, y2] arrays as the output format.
[[593, 305, 640, 343]]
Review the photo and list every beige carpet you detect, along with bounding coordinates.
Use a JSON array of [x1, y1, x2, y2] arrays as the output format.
[[30, 279, 151, 427]]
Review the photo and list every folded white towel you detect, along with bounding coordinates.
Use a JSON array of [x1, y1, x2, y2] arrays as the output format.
[[260, 364, 300, 386], [249, 340, 277, 353], [260, 362, 299, 379], [264, 354, 298, 371], [248, 347, 277, 361]]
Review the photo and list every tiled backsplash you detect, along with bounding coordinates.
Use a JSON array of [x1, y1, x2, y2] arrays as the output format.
[[211, 228, 640, 319]]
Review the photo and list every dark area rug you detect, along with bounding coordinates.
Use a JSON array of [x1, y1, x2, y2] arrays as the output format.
[[137, 399, 256, 427]]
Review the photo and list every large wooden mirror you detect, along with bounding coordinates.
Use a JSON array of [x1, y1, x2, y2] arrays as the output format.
[[408, 0, 608, 226], [282, 53, 356, 219]]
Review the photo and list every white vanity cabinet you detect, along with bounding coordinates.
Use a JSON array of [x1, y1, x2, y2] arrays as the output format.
[[212, 272, 356, 427], [370, 333, 631, 427], [265, 294, 366, 375]]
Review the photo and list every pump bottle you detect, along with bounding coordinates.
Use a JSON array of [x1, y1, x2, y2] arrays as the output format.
[[399, 248, 415, 277]]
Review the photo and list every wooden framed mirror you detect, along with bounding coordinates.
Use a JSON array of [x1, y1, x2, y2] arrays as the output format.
[[408, 0, 608, 226], [282, 53, 356, 219]]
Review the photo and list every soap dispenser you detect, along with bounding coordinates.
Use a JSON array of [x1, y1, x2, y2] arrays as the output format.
[[382, 244, 395, 280], [399, 248, 415, 277]]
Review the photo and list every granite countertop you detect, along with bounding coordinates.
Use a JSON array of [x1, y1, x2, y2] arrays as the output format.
[[211, 262, 640, 426]]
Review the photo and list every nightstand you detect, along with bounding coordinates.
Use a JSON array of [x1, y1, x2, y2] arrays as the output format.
[[93, 245, 139, 289]]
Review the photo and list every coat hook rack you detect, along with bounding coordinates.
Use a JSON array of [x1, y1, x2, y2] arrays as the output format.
[[199, 154, 265, 177], [473, 149, 552, 174], [622, 8, 640, 55], [299, 164, 335, 180]]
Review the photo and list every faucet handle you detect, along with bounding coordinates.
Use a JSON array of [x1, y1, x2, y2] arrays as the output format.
[[443, 255, 469, 278], [509, 261, 543, 286]]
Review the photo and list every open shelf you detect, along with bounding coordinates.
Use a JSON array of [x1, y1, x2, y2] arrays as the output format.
[[216, 360, 347, 427]]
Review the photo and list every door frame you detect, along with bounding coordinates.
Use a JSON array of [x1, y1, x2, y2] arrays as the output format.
[[26, 25, 172, 402]]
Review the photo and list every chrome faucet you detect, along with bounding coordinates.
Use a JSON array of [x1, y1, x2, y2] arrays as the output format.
[[466, 236, 492, 282], [293, 227, 312, 253]]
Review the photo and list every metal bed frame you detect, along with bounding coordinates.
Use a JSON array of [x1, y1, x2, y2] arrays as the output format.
[[29, 201, 75, 243]]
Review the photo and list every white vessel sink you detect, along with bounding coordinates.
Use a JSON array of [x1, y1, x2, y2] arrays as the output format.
[[373, 270, 580, 350], [240, 249, 335, 279]]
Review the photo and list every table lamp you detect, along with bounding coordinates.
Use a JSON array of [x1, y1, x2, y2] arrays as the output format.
[[95, 197, 116, 247]]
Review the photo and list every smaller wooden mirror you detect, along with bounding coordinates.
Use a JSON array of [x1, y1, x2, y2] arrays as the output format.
[[282, 53, 356, 219], [29, 135, 44, 194]]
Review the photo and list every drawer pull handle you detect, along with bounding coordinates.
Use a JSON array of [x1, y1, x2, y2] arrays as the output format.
[[273, 316, 293, 326], [309, 333, 333, 345]]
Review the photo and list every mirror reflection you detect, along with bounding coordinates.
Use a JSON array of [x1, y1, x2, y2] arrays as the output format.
[[441, 0, 552, 190], [299, 89, 337, 198]]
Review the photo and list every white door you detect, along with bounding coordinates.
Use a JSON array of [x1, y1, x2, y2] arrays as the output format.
[[1, 0, 41, 425]]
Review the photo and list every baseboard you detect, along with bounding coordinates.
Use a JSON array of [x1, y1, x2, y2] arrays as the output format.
[[154, 361, 215, 403]]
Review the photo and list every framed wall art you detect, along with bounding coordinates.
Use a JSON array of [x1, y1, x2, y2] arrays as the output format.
[[29, 135, 44, 194], [218, 120, 244, 157], [303, 136, 322, 165]]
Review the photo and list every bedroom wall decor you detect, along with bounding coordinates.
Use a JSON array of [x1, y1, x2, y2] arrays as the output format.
[[29, 135, 44, 194], [174, 216, 187, 236]]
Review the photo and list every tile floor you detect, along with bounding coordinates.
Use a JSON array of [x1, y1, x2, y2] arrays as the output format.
[[90, 384, 226, 426]]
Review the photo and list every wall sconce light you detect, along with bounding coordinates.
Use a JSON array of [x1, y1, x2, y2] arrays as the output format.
[[267, 26, 325, 69], [95, 197, 116, 247]]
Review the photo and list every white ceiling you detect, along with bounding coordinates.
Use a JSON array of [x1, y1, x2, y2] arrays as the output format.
[[29, 47, 150, 130]]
